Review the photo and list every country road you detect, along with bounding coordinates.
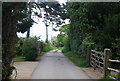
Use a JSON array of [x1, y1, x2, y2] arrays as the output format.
[[30, 50, 90, 79]]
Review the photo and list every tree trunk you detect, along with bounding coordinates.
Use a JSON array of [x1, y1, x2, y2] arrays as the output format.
[[46, 26, 48, 43], [26, 28, 30, 38], [26, 2, 32, 38], [2, 3, 18, 80]]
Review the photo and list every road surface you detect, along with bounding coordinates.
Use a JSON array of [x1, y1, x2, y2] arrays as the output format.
[[30, 50, 90, 79]]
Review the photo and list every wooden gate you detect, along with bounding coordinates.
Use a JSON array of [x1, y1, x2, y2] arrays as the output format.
[[90, 48, 120, 80]]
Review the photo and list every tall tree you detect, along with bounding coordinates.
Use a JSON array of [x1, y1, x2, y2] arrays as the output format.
[[26, 2, 66, 39], [57, 24, 70, 47], [2, 2, 33, 80], [43, 19, 49, 43], [26, 2, 32, 38]]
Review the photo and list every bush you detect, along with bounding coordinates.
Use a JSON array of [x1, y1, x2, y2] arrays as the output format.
[[39, 41, 44, 53], [62, 47, 68, 53], [22, 37, 40, 61], [15, 37, 53, 61], [16, 38, 23, 56], [43, 42, 53, 52], [78, 35, 95, 58]]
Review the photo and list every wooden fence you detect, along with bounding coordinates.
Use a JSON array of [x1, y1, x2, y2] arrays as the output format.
[[88, 48, 120, 80]]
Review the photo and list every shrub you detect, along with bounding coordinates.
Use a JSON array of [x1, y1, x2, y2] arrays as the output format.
[[16, 38, 23, 56], [22, 37, 40, 61], [43, 42, 53, 52], [39, 41, 44, 53], [62, 47, 68, 53]]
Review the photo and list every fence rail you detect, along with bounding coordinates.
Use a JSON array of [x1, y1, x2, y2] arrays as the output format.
[[107, 67, 120, 73], [109, 59, 120, 63], [88, 48, 120, 80]]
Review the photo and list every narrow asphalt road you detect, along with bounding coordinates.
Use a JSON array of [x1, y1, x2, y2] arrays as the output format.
[[30, 50, 90, 79]]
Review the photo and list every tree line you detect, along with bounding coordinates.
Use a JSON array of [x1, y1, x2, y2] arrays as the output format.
[[57, 2, 120, 60]]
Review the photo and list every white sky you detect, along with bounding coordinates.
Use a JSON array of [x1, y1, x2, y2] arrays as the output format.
[[17, 0, 68, 41]]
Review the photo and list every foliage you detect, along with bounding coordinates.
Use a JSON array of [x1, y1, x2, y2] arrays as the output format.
[[14, 38, 53, 61], [17, 18, 34, 33], [2, 64, 16, 80], [22, 37, 40, 61], [39, 41, 44, 53], [111, 39, 120, 60], [64, 2, 120, 60], [15, 37, 53, 61], [62, 35, 71, 52], [62, 50, 87, 67], [56, 34, 64, 47], [39, 2, 67, 27], [51, 36, 58, 47], [59, 24, 70, 33], [16, 38, 24, 56], [55, 24, 70, 47], [43, 42, 53, 52], [98, 78, 116, 81], [13, 56, 25, 62]]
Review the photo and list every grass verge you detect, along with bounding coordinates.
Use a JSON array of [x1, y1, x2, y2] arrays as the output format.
[[43, 43, 54, 52], [13, 49, 54, 62], [13, 56, 25, 62], [99, 77, 117, 81], [63, 51, 88, 67], [99, 74, 120, 81], [57, 47, 63, 50]]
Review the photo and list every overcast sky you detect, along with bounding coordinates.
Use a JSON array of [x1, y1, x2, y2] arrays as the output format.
[[17, 0, 68, 41]]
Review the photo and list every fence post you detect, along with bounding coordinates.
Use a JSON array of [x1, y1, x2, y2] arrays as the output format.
[[94, 51, 96, 70], [104, 48, 111, 78], [86, 46, 91, 66]]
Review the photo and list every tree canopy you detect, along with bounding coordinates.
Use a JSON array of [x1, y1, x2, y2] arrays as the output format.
[[62, 2, 120, 59]]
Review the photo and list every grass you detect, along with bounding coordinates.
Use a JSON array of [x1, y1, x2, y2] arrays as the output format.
[[98, 76, 118, 81], [98, 78, 116, 81], [13, 47, 53, 62], [57, 47, 63, 50], [13, 56, 25, 62], [43, 43, 54, 52], [63, 51, 88, 67], [13, 52, 46, 62]]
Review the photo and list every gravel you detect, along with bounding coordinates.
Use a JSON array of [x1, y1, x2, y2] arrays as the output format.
[[12, 62, 39, 79]]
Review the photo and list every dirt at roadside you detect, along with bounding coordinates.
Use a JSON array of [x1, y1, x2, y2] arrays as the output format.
[[81, 67, 104, 79], [12, 62, 39, 79]]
